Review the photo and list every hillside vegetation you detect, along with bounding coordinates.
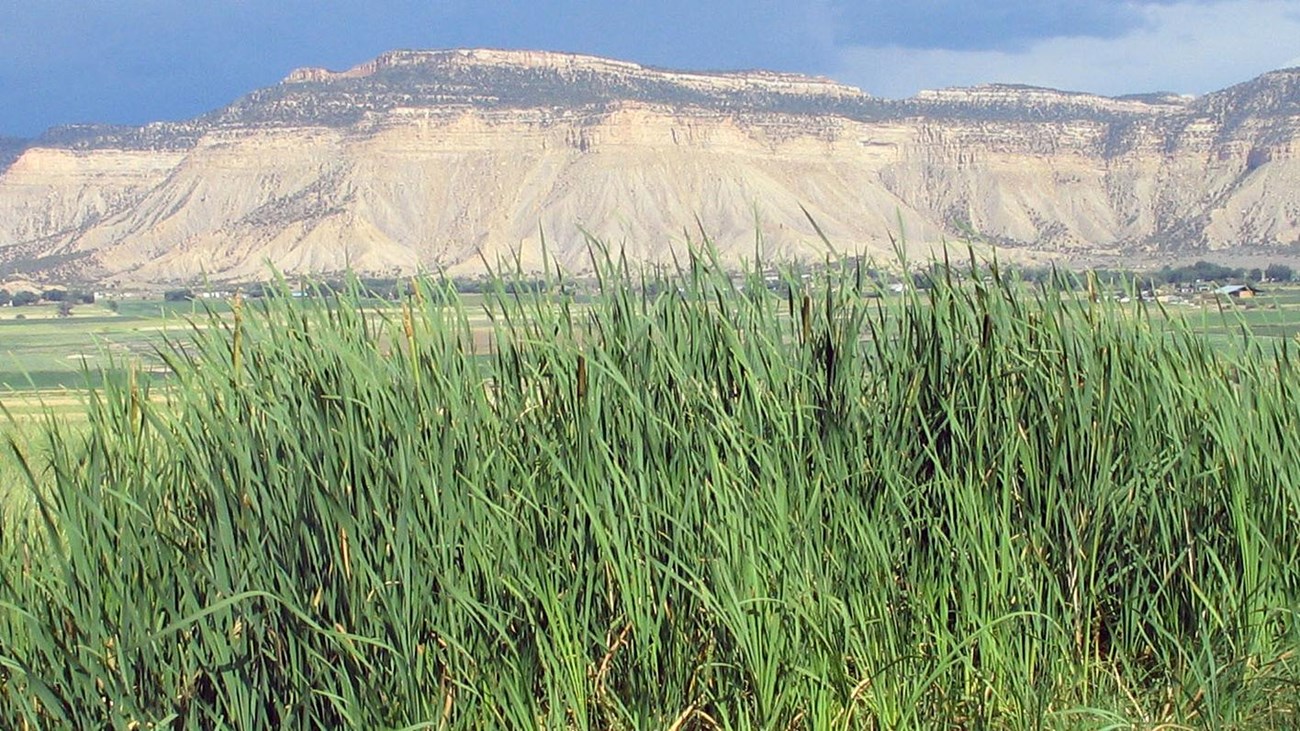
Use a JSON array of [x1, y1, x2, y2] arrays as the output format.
[[2, 250, 1298, 728]]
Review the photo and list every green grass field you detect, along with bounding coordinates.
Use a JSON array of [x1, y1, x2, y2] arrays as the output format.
[[0, 302, 192, 391], [5, 286, 1300, 396]]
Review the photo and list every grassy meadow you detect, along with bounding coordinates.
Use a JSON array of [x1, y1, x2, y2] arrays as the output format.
[[2, 254, 1300, 728]]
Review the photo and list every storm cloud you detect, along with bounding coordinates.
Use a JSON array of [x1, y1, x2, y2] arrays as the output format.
[[0, 0, 1296, 136]]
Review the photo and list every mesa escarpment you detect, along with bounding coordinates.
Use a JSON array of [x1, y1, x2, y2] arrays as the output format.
[[2, 50, 1299, 284]]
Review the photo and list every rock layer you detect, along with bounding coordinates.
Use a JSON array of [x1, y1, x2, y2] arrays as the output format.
[[2, 50, 1299, 283]]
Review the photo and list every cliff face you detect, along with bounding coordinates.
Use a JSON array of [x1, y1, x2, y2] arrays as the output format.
[[2, 50, 1299, 284]]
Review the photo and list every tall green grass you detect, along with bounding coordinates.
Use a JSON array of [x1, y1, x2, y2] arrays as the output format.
[[2, 249, 1298, 728]]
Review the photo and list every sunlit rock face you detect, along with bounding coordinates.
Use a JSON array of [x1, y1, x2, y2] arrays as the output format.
[[2, 50, 1299, 284]]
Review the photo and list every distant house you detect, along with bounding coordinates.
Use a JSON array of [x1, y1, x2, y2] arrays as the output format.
[[1214, 284, 1263, 299]]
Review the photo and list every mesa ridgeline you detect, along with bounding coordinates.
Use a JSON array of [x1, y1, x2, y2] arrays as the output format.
[[2, 49, 1300, 285]]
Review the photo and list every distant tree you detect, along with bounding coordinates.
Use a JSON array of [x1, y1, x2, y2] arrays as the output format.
[[1265, 263, 1294, 282], [11, 291, 38, 306], [1248, 268, 1263, 283], [0, 289, 9, 307], [42, 288, 66, 302], [501, 279, 549, 295], [453, 279, 485, 294], [56, 301, 74, 318], [1189, 260, 1242, 282], [105, 300, 120, 314], [164, 289, 194, 302], [1017, 266, 1055, 284]]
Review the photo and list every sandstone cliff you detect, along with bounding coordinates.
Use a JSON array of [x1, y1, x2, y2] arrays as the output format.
[[2, 50, 1299, 284]]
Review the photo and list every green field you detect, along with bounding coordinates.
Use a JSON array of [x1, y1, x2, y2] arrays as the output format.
[[3, 267, 1300, 727], [5, 285, 1300, 399], [0, 301, 199, 391]]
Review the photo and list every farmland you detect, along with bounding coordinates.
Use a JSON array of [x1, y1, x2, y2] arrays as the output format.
[[2, 259, 1300, 728], [5, 277, 1300, 406]]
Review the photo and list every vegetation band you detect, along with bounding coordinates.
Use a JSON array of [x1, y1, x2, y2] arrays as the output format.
[[1, 251, 1298, 728]]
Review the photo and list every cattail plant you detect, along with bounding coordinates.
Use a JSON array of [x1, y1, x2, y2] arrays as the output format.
[[1, 245, 1297, 729]]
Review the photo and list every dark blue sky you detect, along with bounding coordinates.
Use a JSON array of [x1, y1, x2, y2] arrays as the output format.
[[3, 0, 1298, 137]]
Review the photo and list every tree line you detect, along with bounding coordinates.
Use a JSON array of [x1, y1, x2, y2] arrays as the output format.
[[0, 288, 95, 307]]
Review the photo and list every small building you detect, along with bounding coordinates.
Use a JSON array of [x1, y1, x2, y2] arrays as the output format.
[[1214, 284, 1262, 299]]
